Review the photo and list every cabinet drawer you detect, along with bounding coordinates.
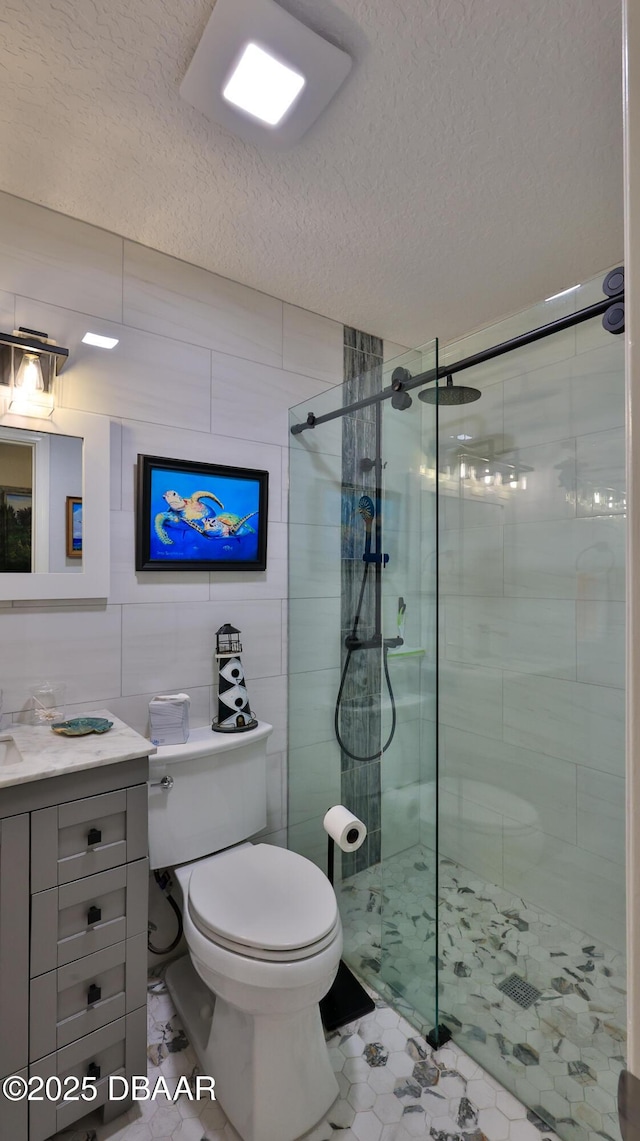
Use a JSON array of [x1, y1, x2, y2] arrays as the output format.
[[31, 858, 149, 976], [29, 1008, 146, 1141], [30, 933, 147, 1061], [31, 784, 148, 891]]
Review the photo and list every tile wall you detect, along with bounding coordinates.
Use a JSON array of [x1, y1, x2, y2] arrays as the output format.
[[0, 189, 345, 847]]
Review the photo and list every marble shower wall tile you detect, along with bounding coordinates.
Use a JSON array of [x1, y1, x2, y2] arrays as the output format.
[[577, 600, 625, 688], [575, 427, 626, 517], [503, 828, 626, 952], [0, 191, 123, 320], [123, 241, 283, 365], [443, 596, 577, 679], [440, 726, 578, 844], [439, 524, 504, 596], [503, 671, 625, 775], [435, 661, 504, 740], [503, 516, 625, 600], [576, 766, 625, 865]]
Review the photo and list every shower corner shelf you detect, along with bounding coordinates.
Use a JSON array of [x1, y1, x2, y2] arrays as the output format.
[[388, 645, 425, 660]]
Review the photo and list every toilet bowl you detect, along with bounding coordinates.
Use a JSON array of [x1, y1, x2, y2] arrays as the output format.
[[148, 724, 342, 1141]]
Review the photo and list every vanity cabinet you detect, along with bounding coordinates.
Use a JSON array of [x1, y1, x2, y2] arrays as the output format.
[[0, 756, 149, 1141]]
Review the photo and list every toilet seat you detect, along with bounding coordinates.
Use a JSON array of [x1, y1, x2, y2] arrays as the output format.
[[188, 843, 340, 962]]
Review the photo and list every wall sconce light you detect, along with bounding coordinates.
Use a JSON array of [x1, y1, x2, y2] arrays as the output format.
[[0, 327, 69, 418]]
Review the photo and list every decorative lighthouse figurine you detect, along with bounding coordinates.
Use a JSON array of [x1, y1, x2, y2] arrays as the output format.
[[212, 623, 258, 733]]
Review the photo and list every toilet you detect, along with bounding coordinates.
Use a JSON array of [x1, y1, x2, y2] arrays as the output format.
[[148, 721, 342, 1141]]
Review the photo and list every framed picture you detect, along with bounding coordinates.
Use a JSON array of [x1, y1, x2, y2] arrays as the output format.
[[0, 486, 32, 572], [66, 496, 83, 558], [136, 454, 268, 572]]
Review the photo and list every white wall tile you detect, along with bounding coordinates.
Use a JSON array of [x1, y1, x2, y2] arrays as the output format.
[[15, 298, 212, 431], [288, 738, 342, 829], [503, 671, 625, 775], [503, 361, 575, 449], [287, 816, 329, 872], [576, 427, 626, 517], [444, 596, 576, 679], [382, 719, 421, 792], [0, 604, 122, 713], [0, 288, 15, 330], [61, 687, 212, 738], [283, 304, 343, 385], [288, 449, 343, 526], [570, 342, 625, 431], [121, 599, 282, 696], [436, 662, 503, 740], [288, 523, 341, 598], [432, 787, 504, 886], [577, 600, 625, 688], [0, 192, 123, 321], [288, 597, 341, 673], [440, 727, 578, 843], [439, 525, 504, 596], [211, 350, 335, 447], [382, 783, 421, 857], [110, 421, 123, 510], [209, 522, 287, 603], [577, 768, 625, 865], [498, 439, 577, 525], [110, 511, 210, 605], [119, 421, 283, 521], [243, 673, 287, 755], [123, 242, 283, 367], [289, 668, 339, 747], [504, 516, 625, 601]]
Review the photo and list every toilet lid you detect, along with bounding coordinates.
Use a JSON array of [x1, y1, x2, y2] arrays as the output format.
[[188, 844, 338, 952]]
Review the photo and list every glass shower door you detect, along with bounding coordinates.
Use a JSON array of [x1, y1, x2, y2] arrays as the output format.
[[435, 276, 626, 1141], [287, 339, 441, 1039]]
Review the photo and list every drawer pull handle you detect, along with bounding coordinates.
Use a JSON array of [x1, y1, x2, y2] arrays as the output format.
[[87, 905, 102, 926], [87, 983, 102, 1006], [86, 1062, 101, 1080], [87, 827, 102, 847]]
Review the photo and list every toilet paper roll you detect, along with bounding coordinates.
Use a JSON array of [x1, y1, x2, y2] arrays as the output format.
[[323, 805, 367, 853]]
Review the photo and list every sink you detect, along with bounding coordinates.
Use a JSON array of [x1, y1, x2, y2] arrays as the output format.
[[0, 735, 24, 766]]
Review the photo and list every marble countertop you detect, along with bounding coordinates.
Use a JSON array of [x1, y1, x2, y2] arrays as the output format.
[[0, 710, 156, 788]]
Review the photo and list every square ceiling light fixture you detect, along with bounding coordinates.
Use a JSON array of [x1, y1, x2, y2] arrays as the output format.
[[179, 0, 352, 148]]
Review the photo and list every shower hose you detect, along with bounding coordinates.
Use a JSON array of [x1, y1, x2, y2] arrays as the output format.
[[334, 561, 397, 762]]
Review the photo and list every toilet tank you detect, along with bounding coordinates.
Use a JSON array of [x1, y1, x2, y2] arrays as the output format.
[[148, 721, 272, 869]]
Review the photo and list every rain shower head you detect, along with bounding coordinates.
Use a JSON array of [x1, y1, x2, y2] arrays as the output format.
[[419, 374, 481, 405]]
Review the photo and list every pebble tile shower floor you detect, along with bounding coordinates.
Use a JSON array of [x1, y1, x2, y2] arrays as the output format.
[[340, 847, 625, 1141], [51, 966, 558, 1141]]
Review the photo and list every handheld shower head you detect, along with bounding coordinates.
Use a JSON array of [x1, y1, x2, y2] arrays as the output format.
[[357, 495, 375, 558], [358, 495, 375, 531]]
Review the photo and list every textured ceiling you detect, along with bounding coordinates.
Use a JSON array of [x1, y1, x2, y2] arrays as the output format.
[[0, 0, 624, 346]]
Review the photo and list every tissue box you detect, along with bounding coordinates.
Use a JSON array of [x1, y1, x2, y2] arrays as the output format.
[[149, 693, 190, 746]]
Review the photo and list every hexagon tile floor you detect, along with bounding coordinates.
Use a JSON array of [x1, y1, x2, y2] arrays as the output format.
[[339, 847, 625, 1141], [52, 967, 560, 1141]]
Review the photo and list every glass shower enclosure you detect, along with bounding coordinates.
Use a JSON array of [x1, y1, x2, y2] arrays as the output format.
[[288, 274, 626, 1141]]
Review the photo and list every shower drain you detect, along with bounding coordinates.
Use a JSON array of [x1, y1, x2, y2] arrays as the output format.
[[497, 974, 542, 1009]]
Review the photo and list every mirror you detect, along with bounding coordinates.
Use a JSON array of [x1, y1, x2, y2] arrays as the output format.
[[0, 408, 110, 600], [0, 428, 83, 573]]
